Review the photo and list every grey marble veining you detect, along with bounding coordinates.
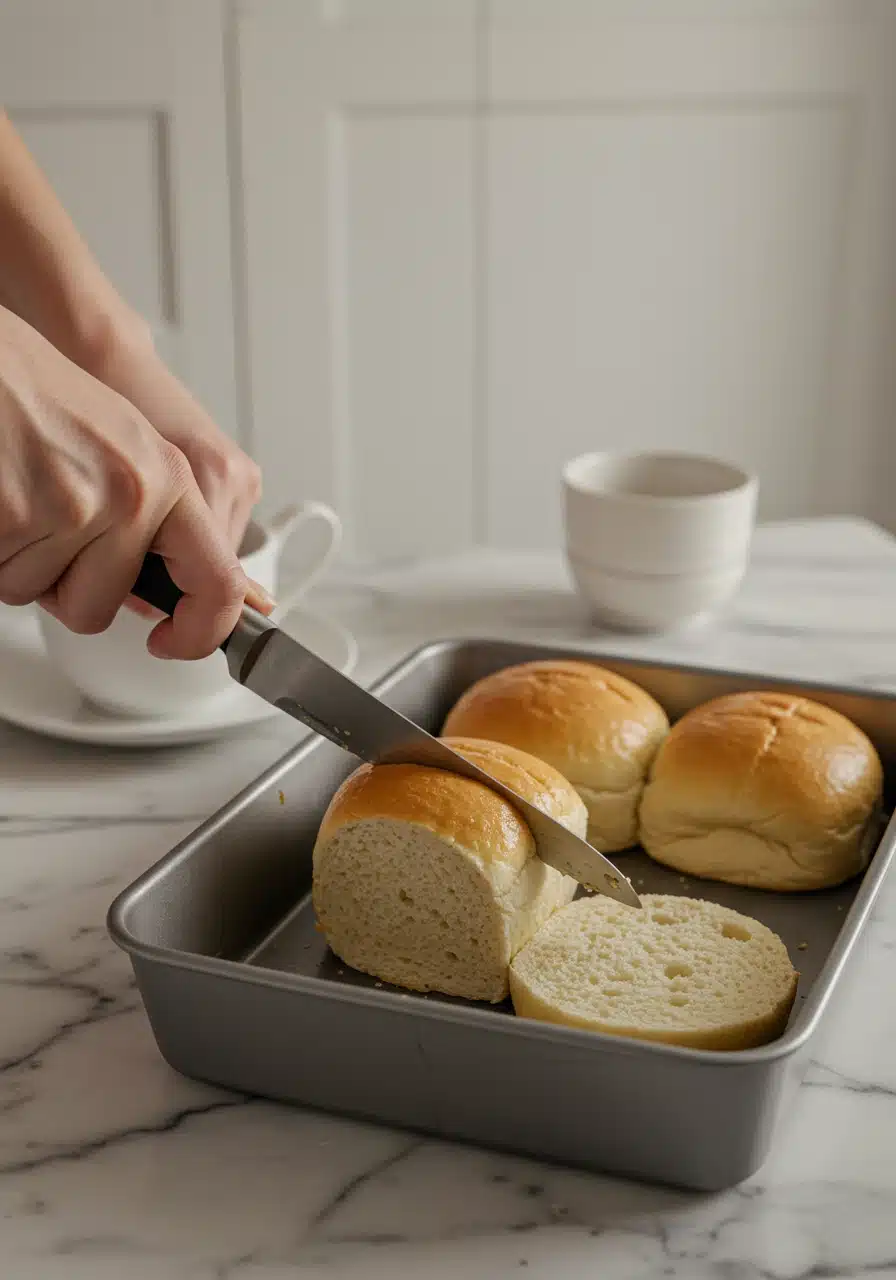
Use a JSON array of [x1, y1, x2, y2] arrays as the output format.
[[1, 517, 896, 1279]]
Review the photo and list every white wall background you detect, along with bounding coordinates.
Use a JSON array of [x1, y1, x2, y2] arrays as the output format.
[[3, 0, 896, 562]]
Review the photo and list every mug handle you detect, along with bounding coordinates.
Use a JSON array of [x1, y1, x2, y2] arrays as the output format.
[[268, 500, 342, 616]]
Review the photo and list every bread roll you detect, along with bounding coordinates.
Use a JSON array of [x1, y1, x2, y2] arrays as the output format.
[[509, 894, 798, 1050], [442, 661, 669, 851], [640, 691, 883, 892], [312, 737, 585, 1002]]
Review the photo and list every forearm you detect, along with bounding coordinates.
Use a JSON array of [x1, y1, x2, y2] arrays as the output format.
[[0, 111, 142, 369], [0, 112, 260, 547]]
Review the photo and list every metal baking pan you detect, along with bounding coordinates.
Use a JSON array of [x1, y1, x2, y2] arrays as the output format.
[[108, 639, 896, 1191]]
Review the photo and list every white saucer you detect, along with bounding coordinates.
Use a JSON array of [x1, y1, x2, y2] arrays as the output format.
[[0, 606, 358, 748]]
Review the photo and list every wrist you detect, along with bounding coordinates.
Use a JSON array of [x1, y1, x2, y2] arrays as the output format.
[[66, 295, 156, 384]]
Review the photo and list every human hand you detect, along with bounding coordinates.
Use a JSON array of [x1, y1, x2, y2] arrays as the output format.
[[84, 316, 262, 551], [0, 306, 271, 659], [0, 114, 261, 553]]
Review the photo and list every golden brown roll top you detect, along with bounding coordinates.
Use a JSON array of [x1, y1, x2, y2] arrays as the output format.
[[442, 660, 669, 851], [317, 735, 587, 871], [639, 691, 884, 891]]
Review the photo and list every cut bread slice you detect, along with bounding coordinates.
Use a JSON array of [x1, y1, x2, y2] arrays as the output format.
[[312, 737, 585, 1002], [509, 894, 798, 1050]]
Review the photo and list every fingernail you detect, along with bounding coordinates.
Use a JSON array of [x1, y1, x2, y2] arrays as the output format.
[[247, 579, 277, 614], [146, 637, 172, 661]]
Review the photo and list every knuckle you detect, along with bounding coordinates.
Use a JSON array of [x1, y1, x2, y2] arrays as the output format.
[[107, 416, 190, 520], [0, 554, 59, 608], [128, 437, 192, 517], [73, 609, 116, 636], [105, 452, 148, 524], [217, 560, 249, 607], [58, 480, 98, 532], [61, 611, 95, 636], [0, 580, 37, 608], [204, 559, 248, 617], [161, 441, 194, 492], [214, 446, 262, 501], [60, 595, 118, 636], [245, 457, 262, 502], [0, 488, 32, 540], [207, 449, 232, 485]]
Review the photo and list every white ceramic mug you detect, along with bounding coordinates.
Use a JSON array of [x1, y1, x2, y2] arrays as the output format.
[[563, 451, 758, 632], [38, 501, 342, 718]]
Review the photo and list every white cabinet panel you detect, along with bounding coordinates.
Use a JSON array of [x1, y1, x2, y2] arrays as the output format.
[[486, 106, 852, 546], [485, 0, 896, 546], [238, 0, 896, 552], [237, 0, 477, 559], [1, 0, 239, 439], [13, 114, 173, 332], [343, 117, 475, 557]]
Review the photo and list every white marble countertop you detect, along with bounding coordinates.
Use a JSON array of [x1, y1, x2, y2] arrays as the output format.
[[2, 516, 896, 1280]]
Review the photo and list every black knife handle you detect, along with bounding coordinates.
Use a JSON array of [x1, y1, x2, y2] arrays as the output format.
[[132, 554, 249, 656], [131, 553, 268, 659], [132, 553, 184, 618]]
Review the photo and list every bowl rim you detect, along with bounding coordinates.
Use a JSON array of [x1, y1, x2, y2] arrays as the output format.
[[563, 450, 757, 505]]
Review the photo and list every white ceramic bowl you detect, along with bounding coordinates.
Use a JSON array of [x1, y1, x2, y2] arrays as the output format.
[[567, 553, 747, 633], [563, 450, 757, 631]]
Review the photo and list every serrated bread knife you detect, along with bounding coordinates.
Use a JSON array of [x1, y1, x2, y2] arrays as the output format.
[[132, 554, 641, 907]]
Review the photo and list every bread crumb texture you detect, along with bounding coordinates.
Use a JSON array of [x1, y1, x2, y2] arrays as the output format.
[[510, 894, 798, 1051], [312, 739, 583, 1002]]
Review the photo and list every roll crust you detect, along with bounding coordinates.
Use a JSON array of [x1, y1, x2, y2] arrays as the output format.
[[442, 660, 669, 851], [312, 737, 586, 1001], [639, 691, 884, 891]]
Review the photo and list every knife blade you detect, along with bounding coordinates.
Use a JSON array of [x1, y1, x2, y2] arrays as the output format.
[[132, 555, 641, 907]]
